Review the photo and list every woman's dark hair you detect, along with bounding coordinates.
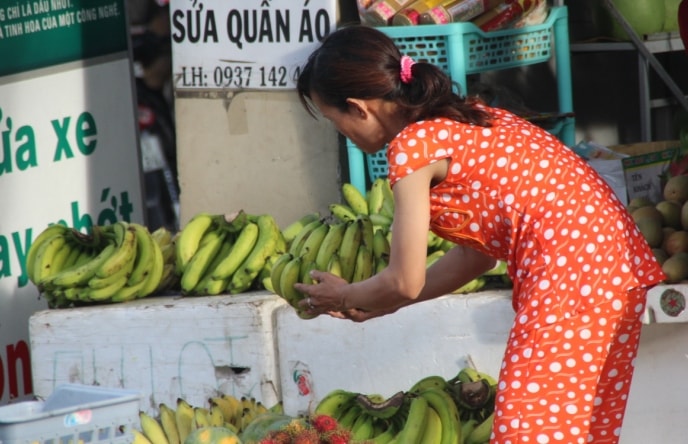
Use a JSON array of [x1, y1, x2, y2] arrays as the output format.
[[297, 25, 492, 127]]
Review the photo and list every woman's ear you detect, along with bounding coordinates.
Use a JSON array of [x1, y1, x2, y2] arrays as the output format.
[[346, 98, 368, 119]]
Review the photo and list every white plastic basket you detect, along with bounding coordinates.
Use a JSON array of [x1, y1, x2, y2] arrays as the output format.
[[0, 384, 141, 444]]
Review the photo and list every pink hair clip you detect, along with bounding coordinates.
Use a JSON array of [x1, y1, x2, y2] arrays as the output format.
[[400, 55, 415, 84]]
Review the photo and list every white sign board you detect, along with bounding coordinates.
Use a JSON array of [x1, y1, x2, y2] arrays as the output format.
[[0, 0, 143, 403], [170, 0, 337, 90]]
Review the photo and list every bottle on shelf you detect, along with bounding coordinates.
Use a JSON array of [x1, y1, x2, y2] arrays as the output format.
[[473, 0, 541, 32], [392, 0, 450, 26], [419, 0, 504, 25], [362, 0, 419, 26]]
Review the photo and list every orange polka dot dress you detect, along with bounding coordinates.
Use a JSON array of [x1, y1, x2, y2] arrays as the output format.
[[386, 106, 665, 444]]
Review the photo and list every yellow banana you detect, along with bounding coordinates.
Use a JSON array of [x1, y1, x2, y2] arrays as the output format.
[[314, 222, 347, 271], [270, 253, 294, 297], [367, 177, 386, 216], [180, 229, 226, 293], [80, 273, 130, 302], [465, 412, 494, 444], [352, 244, 374, 283], [140, 233, 165, 297], [222, 394, 244, 426], [87, 247, 135, 290], [159, 402, 181, 444], [396, 395, 429, 444], [288, 218, 324, 256], [210, 222, 258, 280], [342, 182, 369, 215], [32, 233, 68, 287], [139, 410, 169, 444], [47, 241, 76, 276], [175, 212, 215, 275], [209, 396, 240, 425], [327, 253, 343, 278], [192, 235, 235, 295], [192, 407, 211, 429], [297, 221, 330, 275], [26, 223, 70, 283], [227, 214, 281, 294], [338, 219, 363, 282], [419, 387, 462, 444], [278, 255, 303, 307], [132, 428, 154, 444], [127, 223, 158, 286], [95, 222, 137, 279], [423, 404, 444, 444], [209, 403, 225, 427], [175, 398, 194, 443], [281, 212, 321, 244], [329, 203, 357, 223]]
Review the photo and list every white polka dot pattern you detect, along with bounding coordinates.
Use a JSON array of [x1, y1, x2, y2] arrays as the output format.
[[385, 107, 665, 443]]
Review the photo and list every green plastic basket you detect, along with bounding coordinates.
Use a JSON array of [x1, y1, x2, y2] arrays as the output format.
[[346, 6, 574, 194]]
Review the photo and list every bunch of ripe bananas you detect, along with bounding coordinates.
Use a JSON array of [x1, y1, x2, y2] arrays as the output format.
[[26, 221, 172, 308], [314, 366, 498, 444], [134, 393, 285, 444], [175, 210, 285, 296]]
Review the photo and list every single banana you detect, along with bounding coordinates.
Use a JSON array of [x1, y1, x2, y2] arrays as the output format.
[[372, 228, 391, 260], [314, 222, 347, 271], [281, 212, 320, 244], [369, 213, 394, 231], [329, 203, 358, 223], [139, 410, 169, 444], [357, 214, 375, 251], [375, 255, 388, 275], [192, 407, 212, 429], [452, 276, 486, 294], [297, 221, 330, 274], [26, 223, 70, 283], [192, 235, 235, 295], [327, 253, 343, 278], [132, 428, 154, 444], [370, 421, 399, 444], [301, 260, 318, 285], [423, 403, 444, 444], [222, 394, 245, 426], [337, 402, 364, 430], [209, 403, 225, 427], [288, 218, 324, 256], [420, 387, 462, 444], [47, 241, 76, 277], [175, 212, 216, 275], [180, 229, 227, 293], [426, 250, 445, 268], [95, 222, 137, 279], [227, 214, 281, 294], [338, 219, 363, 282], [351, 244, 374, 283], [351, 412, 376, 441], [459, 418, 479, 444], [210, 222, 258, 280], [80, 273, 130, 302], [367, 177, 386, 215], [465, 412, 494, 444], [342, 182, 369, 215], [380, 178, 395, 218], [209, 395, 240, 424], [278, 255, 304, 307], [409, 375, 449, 394], [31, 233, 68, 287], [159, 402, 181, 444], [484, 260, 508, 276], [396, 395, 429, 444], [175, 398, 194, 443], [270, 253, 294, 297], [127, 223, 158, 286], [314, 389, 359, 420]]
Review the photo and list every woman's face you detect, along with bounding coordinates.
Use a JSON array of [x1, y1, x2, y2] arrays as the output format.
[[310, 92, 390, 154]]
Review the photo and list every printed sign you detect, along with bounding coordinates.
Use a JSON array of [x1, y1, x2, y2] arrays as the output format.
[[170, 0, 337, 90], [0, 0, 143, 403]]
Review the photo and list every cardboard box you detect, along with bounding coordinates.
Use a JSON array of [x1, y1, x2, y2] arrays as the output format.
[[609, 140, 681, 204], [29, 293, 287, 416]]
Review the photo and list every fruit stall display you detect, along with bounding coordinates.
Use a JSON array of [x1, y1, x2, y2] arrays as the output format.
[[132, 366, 498, 444]]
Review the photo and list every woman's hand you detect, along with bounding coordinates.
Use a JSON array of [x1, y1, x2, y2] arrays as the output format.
[[294, 270, 348, 313]]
